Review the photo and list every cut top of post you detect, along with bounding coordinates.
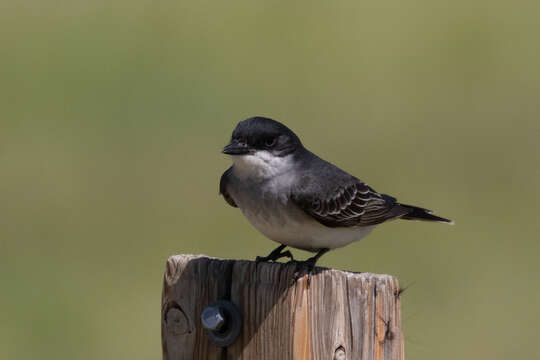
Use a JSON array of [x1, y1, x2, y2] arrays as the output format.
[[162, 254, 404, 360]]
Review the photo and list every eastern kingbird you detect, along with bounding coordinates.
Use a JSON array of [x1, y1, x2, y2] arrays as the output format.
[[220, 116, 452, 273]]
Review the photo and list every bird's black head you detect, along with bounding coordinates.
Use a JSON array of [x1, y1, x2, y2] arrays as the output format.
[[222, 116, 302, 157]]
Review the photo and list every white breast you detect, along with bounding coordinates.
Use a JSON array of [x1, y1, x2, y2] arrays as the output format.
[[241, 202, 374, 251], [228, 167, 375, 251]]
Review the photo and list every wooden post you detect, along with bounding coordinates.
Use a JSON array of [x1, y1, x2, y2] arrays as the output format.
[[162, 254, 404, 360]]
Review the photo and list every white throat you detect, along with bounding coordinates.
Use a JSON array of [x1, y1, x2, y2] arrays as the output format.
[[231, 151, 294, 181]]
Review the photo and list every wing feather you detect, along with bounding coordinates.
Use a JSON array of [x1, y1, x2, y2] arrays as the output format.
[[219, 167, 237, 208], [292, 177, 408, 228]]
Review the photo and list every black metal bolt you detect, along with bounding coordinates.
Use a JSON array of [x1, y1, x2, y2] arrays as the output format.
[[201, 306, 225, 331], [201, 300, 242, 347]]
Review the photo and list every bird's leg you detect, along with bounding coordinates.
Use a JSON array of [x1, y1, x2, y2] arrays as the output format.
[[293, 248, 330, 285], [256, 244, 294, 263], [304, 248, 330, 269]]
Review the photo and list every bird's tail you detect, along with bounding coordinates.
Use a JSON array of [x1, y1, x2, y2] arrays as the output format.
[[398, 203, 454, 225]]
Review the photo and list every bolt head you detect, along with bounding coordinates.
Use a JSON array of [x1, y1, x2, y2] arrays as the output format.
[[201, 306, 225, 331]]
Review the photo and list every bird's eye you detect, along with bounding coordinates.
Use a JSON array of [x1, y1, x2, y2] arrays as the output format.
[[265, 137, 276, 147]]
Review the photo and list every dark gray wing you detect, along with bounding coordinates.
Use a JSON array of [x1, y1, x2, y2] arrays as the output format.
[[219, 167, 237, 208], [291, 153, 408, 227]]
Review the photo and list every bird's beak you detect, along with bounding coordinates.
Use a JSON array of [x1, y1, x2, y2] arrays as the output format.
[[222, 140, 252, 155]]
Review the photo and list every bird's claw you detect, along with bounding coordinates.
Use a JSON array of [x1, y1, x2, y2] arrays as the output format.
[[255, 249, 294, 263], [291, 258, 317, 286], [279, 250, 294, 262]]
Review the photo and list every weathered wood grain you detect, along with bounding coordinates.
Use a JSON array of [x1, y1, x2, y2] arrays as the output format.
[[162, 254, 404, 360]]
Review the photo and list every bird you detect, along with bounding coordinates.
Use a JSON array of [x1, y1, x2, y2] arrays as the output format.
[[219, 116, 452, 276]]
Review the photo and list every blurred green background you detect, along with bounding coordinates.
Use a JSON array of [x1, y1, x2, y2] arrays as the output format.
[[1, 0, 539, 359]]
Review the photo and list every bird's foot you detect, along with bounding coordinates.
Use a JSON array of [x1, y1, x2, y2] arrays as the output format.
[[290, 248, 329, 287], [255, 250, 294, 263], [277, 250, 295, 262], [292, 257, 317, 286], [255, 245, 294, 263]]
